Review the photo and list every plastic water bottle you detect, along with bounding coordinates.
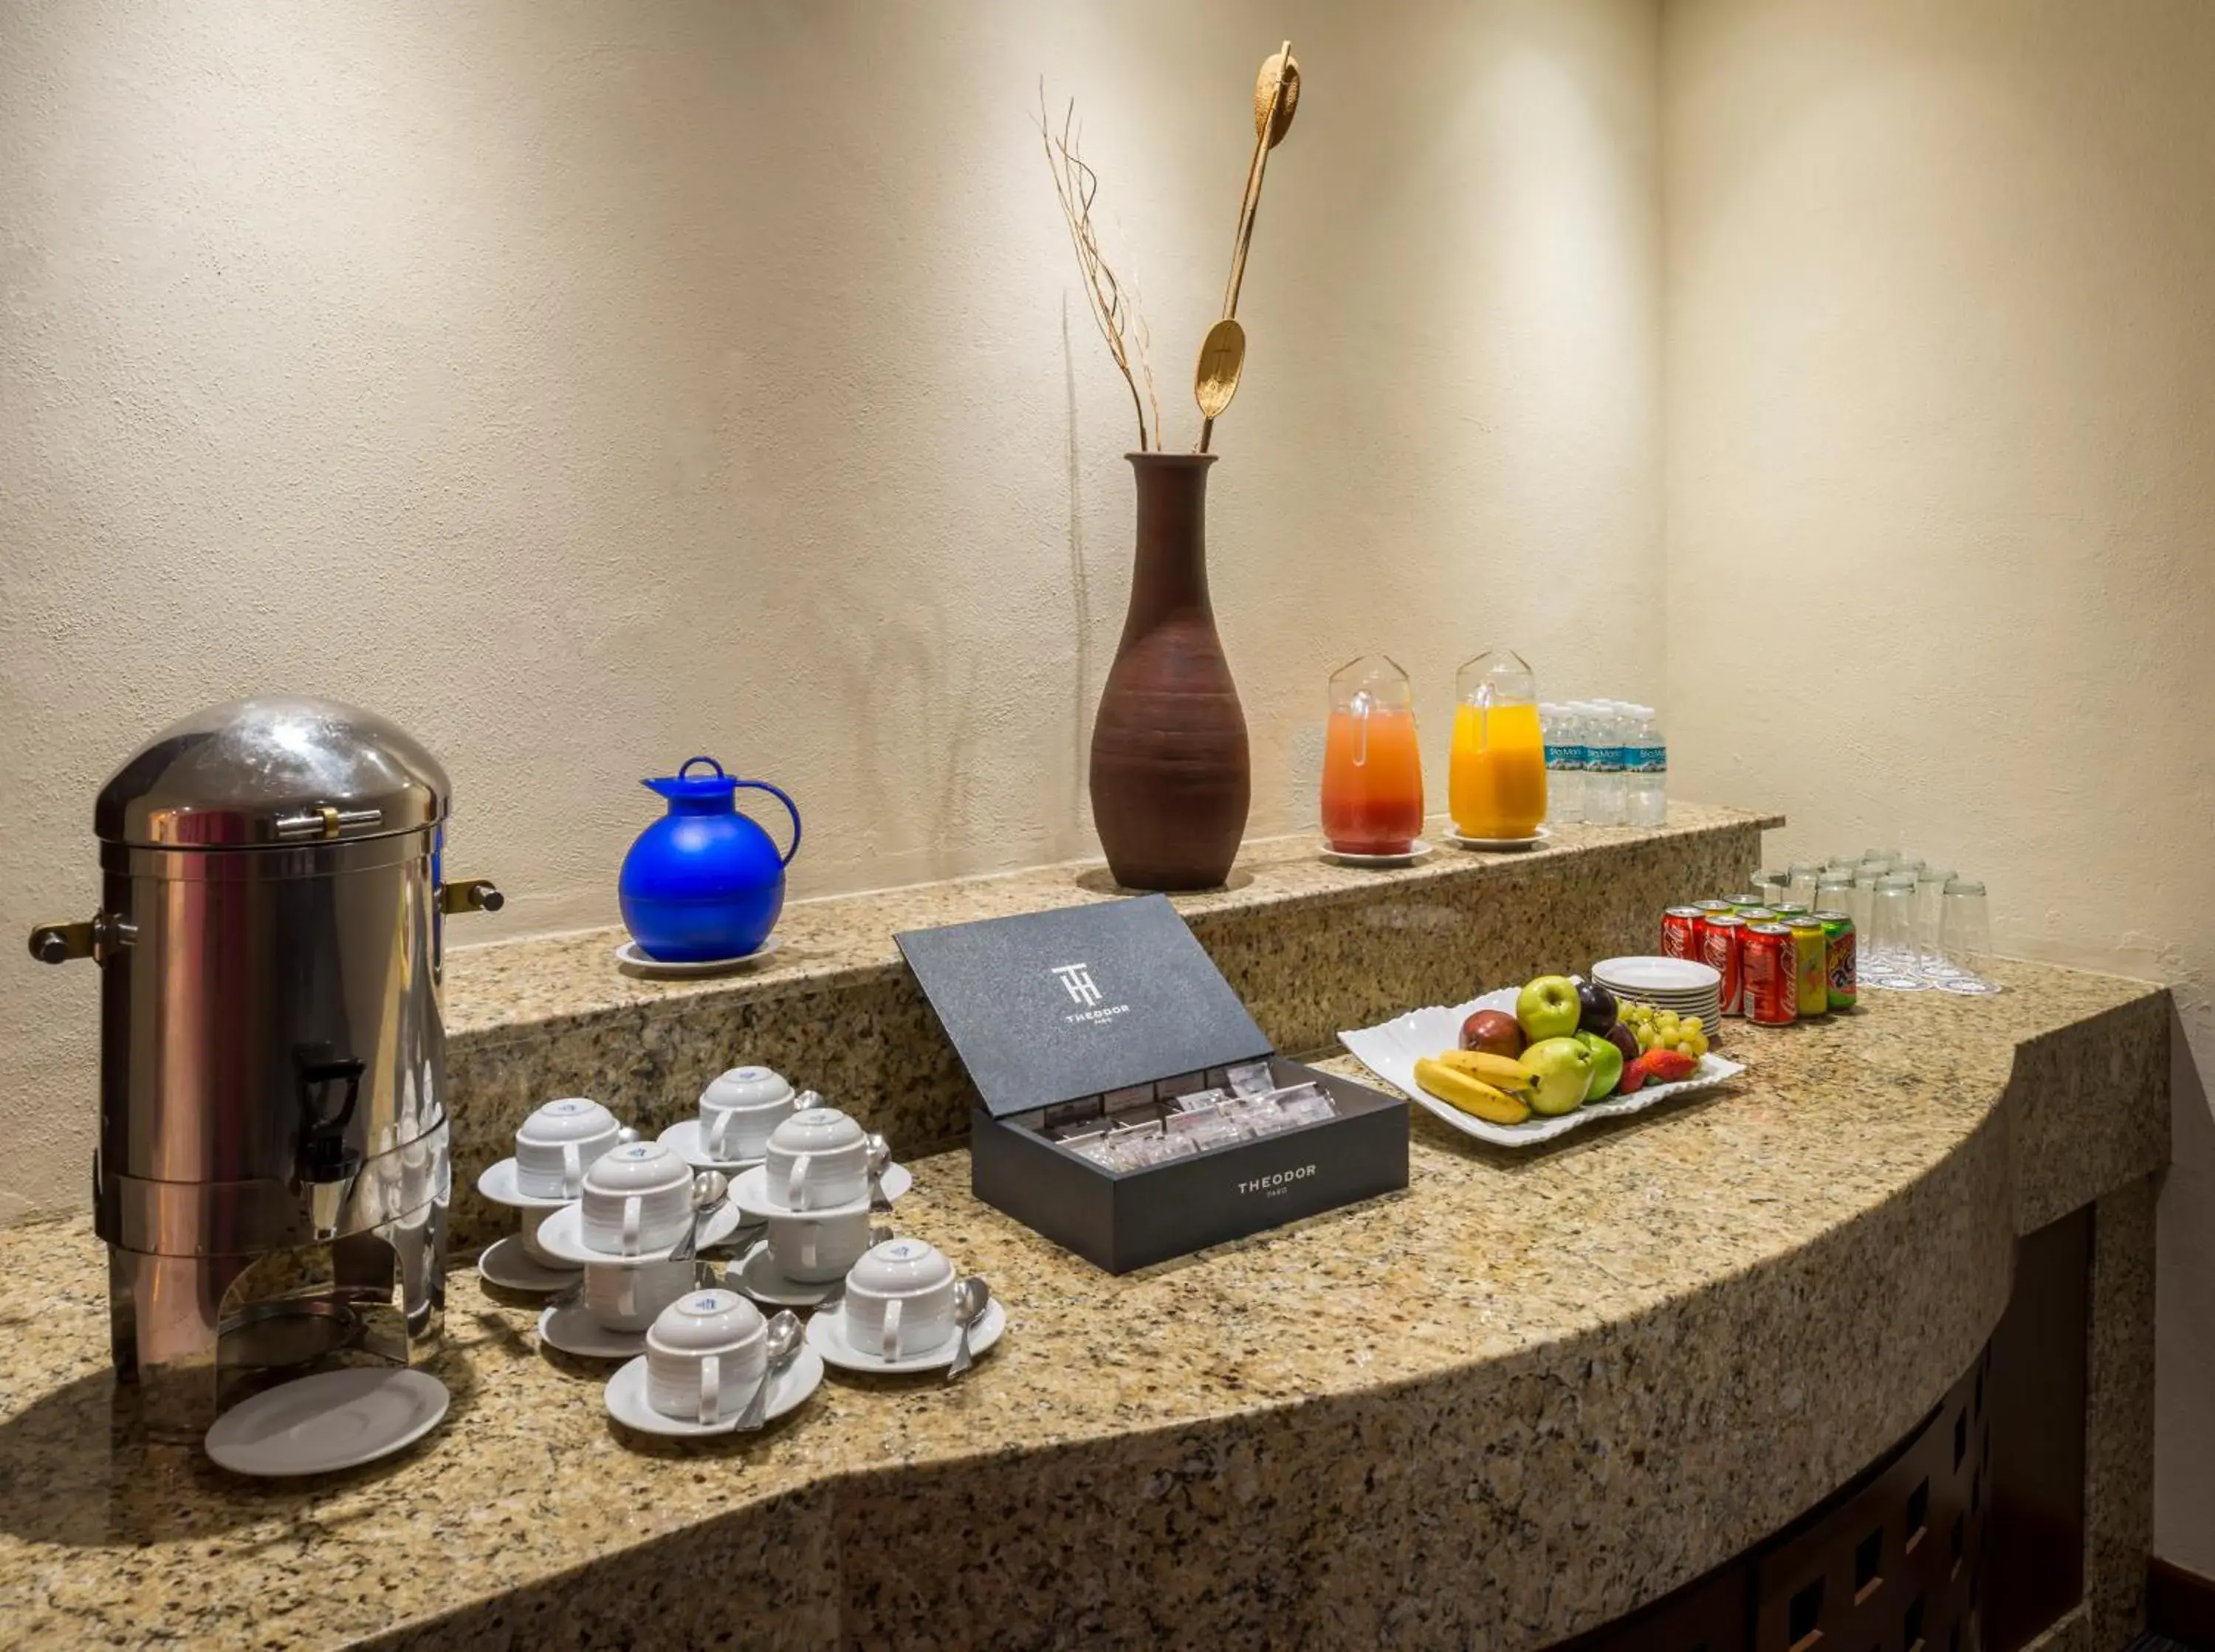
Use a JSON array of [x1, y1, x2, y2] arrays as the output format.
[[1595, 700, 1630, 824], [1553, 701, 1587, 823], [1538, 702, 1568, 825], [1625, 704, 1667, 826]]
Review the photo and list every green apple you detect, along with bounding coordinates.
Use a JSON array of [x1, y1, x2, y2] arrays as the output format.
[[1574, 1030, 1624, 1101], [1521, 1036, 1594, 1115], [1516, 975, 1582, 1042]]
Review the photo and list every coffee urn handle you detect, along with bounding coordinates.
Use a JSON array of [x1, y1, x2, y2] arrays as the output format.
[[440, 878, 504, 916], [27, 913, 136, 966]]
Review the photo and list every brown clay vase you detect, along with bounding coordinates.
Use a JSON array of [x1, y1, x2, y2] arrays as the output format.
[[1088, 452, 1250, 890]]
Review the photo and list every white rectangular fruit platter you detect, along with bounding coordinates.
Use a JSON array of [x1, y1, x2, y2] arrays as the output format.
[[1339, 988, 1745, 1149]]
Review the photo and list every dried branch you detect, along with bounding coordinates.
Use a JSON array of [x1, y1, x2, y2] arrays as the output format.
[[1036, 85, 1157, 451]]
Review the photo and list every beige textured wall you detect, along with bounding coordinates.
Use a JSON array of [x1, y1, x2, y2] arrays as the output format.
[[1663, 0, 2215, 1571], [0, 0, 1663, 1221]]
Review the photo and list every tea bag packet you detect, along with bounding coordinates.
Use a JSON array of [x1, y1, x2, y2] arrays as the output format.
[[1166, 1104, 1242, 1151], [1226, 1059, 1276, 1098], [1266, 1083, 1336, 1127], [1173, 1087, 1230, 1113], [1226, 1095, 1289, 1138]]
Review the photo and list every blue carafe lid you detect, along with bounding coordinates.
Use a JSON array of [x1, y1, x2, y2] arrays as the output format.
[[644, 757, 741, 802]]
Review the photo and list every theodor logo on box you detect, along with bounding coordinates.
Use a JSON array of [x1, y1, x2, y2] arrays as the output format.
[[1050, 962, 1130, 1025], [1237, 1164, 1317, 1198], [1050, 963, 1101, 1007]]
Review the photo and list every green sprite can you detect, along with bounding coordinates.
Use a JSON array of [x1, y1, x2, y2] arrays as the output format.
[[1814, 909, 1857, 1011]]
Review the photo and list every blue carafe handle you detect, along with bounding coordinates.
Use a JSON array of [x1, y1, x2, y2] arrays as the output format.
[[735, 779, 802, 867]]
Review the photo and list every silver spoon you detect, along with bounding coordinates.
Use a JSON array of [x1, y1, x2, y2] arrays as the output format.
[[945, 1276, 992, 1381], [735, 1309, 803, 1431], [666, 1169, 728, 1264], [865, 1133, 894, 1216]]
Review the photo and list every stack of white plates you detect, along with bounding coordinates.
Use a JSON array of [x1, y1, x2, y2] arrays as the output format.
[[1590, 955, 1723, 1030]]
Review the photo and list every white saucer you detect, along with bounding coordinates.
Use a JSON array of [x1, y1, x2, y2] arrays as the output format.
[[727, 1240, 843, 1308], [1319, 839, 1433, 868], [532, 1200, 749, 1268], [475, 1157, 577, 1211], [475, 1233, 580, 1292], [614, 936, 785, 979], [537, 1301, 648, 1360], [1444, 825, 1551, 852], [603, 1346, 825, 1438], [205, 1368, 449, 1478], [656, 1118, 767, 1173], [731, 1162, 913, 1222], [806, 1297, 1005, 1375]]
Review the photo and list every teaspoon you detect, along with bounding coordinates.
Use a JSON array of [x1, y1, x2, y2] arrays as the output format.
[[735, 1310, 803, 1431]]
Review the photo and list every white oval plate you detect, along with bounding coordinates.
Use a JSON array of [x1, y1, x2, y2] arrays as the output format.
[[475, 1157, 577, 1211], [806, 1298, 1004, 1376], [537, 1301, 648, 1360], [604, 1346, 823, 1437], [655, 1119, 768, 1173], [475, 1233, 580, 1292], [532, 1200, 749, 1268], [1339, 987, 1745, 1149], [205, 1368, 449, 1478], [1590, 956, 1723, 994], [727, 1241, 844, 1308], [614, 936, 784, 978], [731, 1162, 912, 1223]]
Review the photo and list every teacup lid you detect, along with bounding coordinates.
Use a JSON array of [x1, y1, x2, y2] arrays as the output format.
[[701, 1066, 794, 1110], [582, 1139, 689, 1194], [848, 1237, 952, 1295], [518, 1096, 618, 1146], [647, 1287, 765, 1353], [768, 1106, 863, 1153]]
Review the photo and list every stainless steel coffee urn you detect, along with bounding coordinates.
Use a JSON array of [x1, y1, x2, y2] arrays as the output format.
[[28, 697, 501, 1435]]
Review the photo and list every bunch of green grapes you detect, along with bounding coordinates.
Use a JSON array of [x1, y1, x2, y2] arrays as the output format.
[[1618, 1002, 1710, 1059]]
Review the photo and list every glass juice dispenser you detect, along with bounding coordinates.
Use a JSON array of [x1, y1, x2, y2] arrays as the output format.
[[1449, 649, 1547, 842], [1321, 655, 1424, 857]]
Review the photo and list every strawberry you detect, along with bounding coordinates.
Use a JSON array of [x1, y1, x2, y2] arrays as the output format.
[[1625, 1048, 1697, 1088], [1615, 1059, 1649, 1095]]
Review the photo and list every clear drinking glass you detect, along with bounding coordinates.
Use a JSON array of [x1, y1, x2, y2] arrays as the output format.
[[1864, 847, 1902, 864], [1787, 862, 1821, 909], [1941, 879, 1993, 980], [1869, 873, 1919, 971], [1816, 869, 1854, 918], [1914, 867, 1955, 966], [1849, 862, 1889, 937], [1761, 869, 1792, 907]]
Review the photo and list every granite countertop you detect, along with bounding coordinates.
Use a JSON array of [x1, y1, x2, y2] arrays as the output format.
[[444, 805, 1780, 1041], [0, 956, 2166, 1650]]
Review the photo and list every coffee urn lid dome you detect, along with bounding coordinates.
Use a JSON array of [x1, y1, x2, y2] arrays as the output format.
[[95, 696, 452, 847]]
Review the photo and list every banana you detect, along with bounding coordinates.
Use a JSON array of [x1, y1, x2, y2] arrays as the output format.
[[1430, 1047, 1536, 1092], [1413, 1058, 1531, 1125]]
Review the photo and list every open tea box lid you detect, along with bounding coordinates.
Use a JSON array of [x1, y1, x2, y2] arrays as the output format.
[[893, 895, 1272, 1117]]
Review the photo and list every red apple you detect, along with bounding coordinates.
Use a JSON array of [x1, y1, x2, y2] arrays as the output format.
[[1460, 1008, 1525, 1058]]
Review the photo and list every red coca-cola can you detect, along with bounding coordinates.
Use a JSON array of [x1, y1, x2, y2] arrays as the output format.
[[1741, 923, 1799, 1025], [1661, 906, 1705, 961], [1701, 912, 1747, 1015]]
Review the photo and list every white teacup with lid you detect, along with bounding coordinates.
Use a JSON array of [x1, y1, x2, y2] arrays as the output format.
[[766, 1208, 873, 1284], [698, 1066, 798, 1162], [515, 1096, 622, 1200], [584, 1259, 694, 1332], [762, 1107, 869, 1212], [841, 1237, 957, 1361], [581, 1140, 693, 1256], [646, 1287, 766, 1424]]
